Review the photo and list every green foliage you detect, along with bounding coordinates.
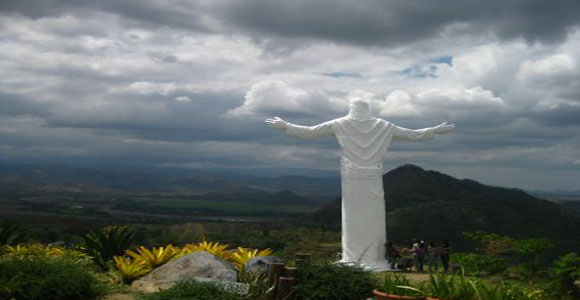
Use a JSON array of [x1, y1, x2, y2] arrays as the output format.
[[0, 256, 103, 300], [0, 219, 29, 246], [462, 232, 553, 277], [237, 270, 276, 300], [451, 253, 508, 275], [464, 231, 515, 256], [551, 252, 580, 298], [379, 272, 424, 296], [378, 270, 545, 300], [506, 264, 535, 280], [294, 260, 375, 300], [81, 225, 135, 269], [514, 238, 553, 258], [470, 280, 545, 300], [513, 238, 553, 272], [138, 281, 242, 300], [424, 270, 476, 300], [553, 252, 580, 279]]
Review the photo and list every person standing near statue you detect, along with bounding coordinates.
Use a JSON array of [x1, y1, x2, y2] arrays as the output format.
[[440, 241, 451, 272], [428, 241, 440, 272], [265, 96, 454, 270], [384, 242, 400, 270]]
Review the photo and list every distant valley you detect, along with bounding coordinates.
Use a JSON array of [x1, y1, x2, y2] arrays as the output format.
[[0, 163, 340, 226], [1, 163, 578, 256]]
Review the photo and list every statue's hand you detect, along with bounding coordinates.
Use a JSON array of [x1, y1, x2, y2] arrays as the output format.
[[264, 117, 287, 129], [433, 122, 455, 134]]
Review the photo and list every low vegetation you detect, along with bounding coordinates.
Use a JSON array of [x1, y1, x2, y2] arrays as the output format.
[[294, 260, 376, 300], [0, 252, 104, 300], [1, 219, 579, 300], [138, 280, 243, 300]]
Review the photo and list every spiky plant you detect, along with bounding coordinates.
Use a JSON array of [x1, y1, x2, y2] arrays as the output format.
[[180, 241, 230, 259], [81, 225, 135, 270], [113, 256, 152, 283], [229, 247, 273, 271], [238, 270, 276, 300], [0, 220, 29, 246], [126, 245, 179, 268]]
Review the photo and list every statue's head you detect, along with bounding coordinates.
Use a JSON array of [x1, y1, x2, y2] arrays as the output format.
[[349, 98, 369, 111], [347, 98, 372, 120]]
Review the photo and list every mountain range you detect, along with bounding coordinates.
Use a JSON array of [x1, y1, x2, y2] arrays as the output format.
[[0, 163, 340, 198]]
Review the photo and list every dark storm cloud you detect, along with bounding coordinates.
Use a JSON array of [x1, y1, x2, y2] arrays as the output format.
[[0, 0, 211, 32], [3, 0, 579, 46], [0, 92, 50, 117], [529, 104, 580, 127], [43, 91, 253, 142], [215, 0, 580, 46]]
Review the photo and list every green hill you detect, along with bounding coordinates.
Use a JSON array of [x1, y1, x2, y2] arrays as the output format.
[[308, 164, 580, 255]]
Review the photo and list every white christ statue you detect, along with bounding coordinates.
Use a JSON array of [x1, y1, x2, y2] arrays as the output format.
[[265, 98, 454, 271]]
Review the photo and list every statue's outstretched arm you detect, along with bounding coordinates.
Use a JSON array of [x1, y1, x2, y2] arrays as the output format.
[[265, 117, 334, 139], [393, 122, 455, 141]]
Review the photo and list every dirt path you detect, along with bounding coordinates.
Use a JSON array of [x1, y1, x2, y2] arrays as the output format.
[[101, 291, 137, 300]]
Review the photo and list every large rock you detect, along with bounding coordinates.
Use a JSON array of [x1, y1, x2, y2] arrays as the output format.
[[131, 251, 237, 293], [243, 256, 282, 274]]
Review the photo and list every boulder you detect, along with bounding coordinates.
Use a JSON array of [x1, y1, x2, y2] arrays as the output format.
[[131, 251, 237, 293], [243, 256, 282, 274]]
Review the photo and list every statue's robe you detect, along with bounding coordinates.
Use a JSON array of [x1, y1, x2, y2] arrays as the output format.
[[285, 116, 436, 270]]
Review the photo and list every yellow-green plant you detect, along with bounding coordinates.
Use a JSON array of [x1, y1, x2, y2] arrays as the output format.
[[180, 241, 230, 259], [229, 247, 273, 271], [1, 243, 87, 262], [125, 245, 179, 268], [113, 256, 151, 283], [2, 243, 60, 257]]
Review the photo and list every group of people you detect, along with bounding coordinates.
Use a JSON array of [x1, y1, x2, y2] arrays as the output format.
[[385, 240, 451, 272]]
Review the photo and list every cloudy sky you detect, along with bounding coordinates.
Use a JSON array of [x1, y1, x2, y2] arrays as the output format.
[[1, 0, 579, 191]]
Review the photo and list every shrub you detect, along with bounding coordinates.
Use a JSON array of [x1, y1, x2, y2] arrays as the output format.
[[381, 270, 544, 300], [424, 270, 476, 300], [138, 281, 242, 300], [513, 238, 553, 272], [237, 270, 276, 300], [379, 272, 423, 297], [463, 231, 515, 256], [81, 225, 135, 269], [552, 252, 580, 298], [470, 280, 545, 300], [294, 260, 375, 300], [451, 253, 508, 275], [0, 220, 29, 246], [0, 256, 103, 300]]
